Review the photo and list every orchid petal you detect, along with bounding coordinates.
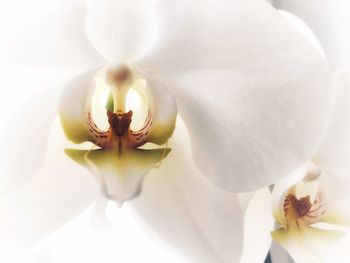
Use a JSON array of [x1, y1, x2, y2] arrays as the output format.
[[130, 118, 243, 263], [59, 69, 102, 145], [135, 72, 177, 145], [0, 0, 103, 68], [138, 0, 333, 192], [272, 226, 345, 263], [316, 174, 350, 226], [239, 189, 274, 263], [314, 70, 350, 182], [0, 119, 98, 259], [85, 0, 157, 63], [273, 0, 350, 69], [325, 234, 350, 263], [0, 68, 75, 196]]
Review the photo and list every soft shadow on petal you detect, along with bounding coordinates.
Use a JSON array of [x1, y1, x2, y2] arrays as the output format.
[[239, 189, 274, 263], [273, 0, 350, 69], [130, 118, 244, 263], [0, 0, 103, 68], [0, 118, 98, 259], [138, 0, 333, 192], [272, 226, 345, 263], [85, 0, 158, 63], [314, 70, 350, 182], [0, 68, 78, 196]]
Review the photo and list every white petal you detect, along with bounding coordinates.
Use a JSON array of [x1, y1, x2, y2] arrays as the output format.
[[239, 189, 274, 263], [138, 0, 333, 192], [273, 0, 350, 69], [85, 0, 158, 63], [0, 118, 98, 259], [130, 118, 243, 263], [272, 226, 345, 263], [0, 0, 103, 68], [314, 70, 350, 181], [325, 233, 350, 263], [0, 68, 76, 196], [317, 173, 350, 226]]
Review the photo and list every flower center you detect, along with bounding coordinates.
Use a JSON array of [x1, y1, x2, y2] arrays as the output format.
[[284, 194, 312, 218], [107, 110, 132, 137], [86, 65, 159, 153]]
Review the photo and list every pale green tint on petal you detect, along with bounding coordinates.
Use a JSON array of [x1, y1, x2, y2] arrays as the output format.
[[138, 0, 333, 192], [272, 226, 345, 263], [137, 72, 177, 145], [65, 147, 170, 203], [240, 189, 274, 263], [85, 0, 158, 62], [0, 0, 103, 68], [0, 118, 98, 259], [59, 69, 102, 144], [273, 0, 350, 69], [131, 118, 243, 263], [314, 70, 350, 182], [0, 68, 77, 197]]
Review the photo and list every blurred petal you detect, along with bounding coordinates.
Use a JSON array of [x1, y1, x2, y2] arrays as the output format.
[[0, 118, 98, 258], [239, 189, 274, 263], [0, 0, 103, 68], [130, 118, 243, 263], [272, 226, 345, 263], [85, 0, 158, 63], [0, 67, 76, 196], [278, 10, 325, 57], [314, 70, 350, 181], [273, 0, 350, 69], [317, 174, 350, 226], [325, 233, 350, 263], [138, 0, 333, 192]]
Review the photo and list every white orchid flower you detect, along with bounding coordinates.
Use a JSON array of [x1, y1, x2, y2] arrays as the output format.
[[271, 71, 350, 263], [0, 0, 334, 262]]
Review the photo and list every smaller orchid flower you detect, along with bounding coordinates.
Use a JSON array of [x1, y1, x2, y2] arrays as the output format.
[[271, 70, 350, 263]]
